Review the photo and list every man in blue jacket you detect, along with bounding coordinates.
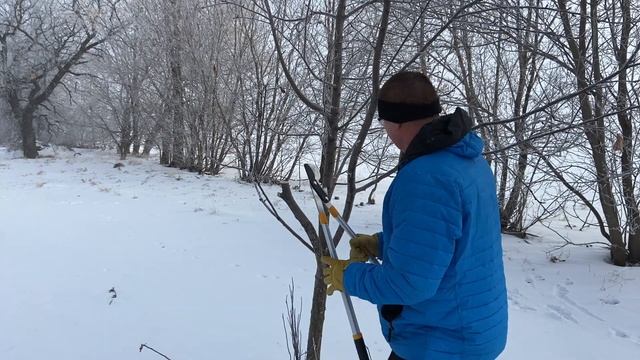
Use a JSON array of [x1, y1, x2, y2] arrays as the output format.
[[322, 71, 508, 359]]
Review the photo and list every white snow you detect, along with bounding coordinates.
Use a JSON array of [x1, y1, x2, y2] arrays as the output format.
[[1, 147, 639, 359]]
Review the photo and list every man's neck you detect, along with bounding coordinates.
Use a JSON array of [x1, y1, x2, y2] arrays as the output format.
[[398, 117, 436, 151]]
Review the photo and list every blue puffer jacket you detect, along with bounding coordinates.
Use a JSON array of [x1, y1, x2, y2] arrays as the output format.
[[344, 130, 508, 359]]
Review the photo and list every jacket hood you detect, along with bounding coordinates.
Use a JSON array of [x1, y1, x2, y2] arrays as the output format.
[[446, 131, 484, 159], [400, 107, 481, 168]]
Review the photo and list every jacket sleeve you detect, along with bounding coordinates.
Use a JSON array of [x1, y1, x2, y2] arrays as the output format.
[[376, 231, 384, 259], [344, 169, 462, 305]]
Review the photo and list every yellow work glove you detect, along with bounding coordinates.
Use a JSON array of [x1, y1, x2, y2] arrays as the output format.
[[349, 233, 380, 262], [321, 256, 351, 295]]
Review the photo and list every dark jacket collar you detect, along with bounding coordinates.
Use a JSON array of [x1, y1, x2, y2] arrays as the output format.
[[399, 107, 474, 169]]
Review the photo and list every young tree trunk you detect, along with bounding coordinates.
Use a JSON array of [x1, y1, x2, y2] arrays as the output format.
[[319, 0, 346, 194], [276, 182, 328, 360], [131, 71, 141, 156], [141, 141, 153, 157], [495, 5, 534, 232], [142, 119, 163, 157], [343, 0, 391, 230], [131, 111, 141, 155], [614, 0, 640, 262], [501, 152, 528, 230], [168, 0, 185, 168], [498, 157, 509, 209], [306, 263, 328, 360], [119, 107, 132, 160], [160, 118, 171, 165]]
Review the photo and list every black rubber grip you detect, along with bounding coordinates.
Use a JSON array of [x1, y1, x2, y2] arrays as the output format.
[[354, 336, 370, 360]]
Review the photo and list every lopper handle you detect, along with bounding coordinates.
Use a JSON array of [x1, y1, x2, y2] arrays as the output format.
[[354, 334, 370, 360]]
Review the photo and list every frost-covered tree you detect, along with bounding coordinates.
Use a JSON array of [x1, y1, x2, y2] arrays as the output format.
[[0, 0, 122, 158]]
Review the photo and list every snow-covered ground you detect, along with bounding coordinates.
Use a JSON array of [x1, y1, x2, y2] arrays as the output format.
[[1, 147, 639, 360]]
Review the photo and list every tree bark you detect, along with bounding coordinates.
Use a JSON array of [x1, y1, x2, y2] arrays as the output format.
[[160, 117, 171, 165], [613, 0, 640, 261], [168, 0, 185, 168], [131, 93, 141, 155], [119, 106, 132, 160], [319, 0, 346, 194], [20, 110, 38, 159], [306, 262, 328, 360]]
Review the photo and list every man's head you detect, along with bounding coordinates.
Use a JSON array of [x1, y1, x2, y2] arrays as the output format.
[[378, 71, 441, 151]]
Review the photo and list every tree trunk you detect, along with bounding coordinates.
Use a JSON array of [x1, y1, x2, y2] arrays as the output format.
[[168, 0, 185, 168], [305, 263, 328, 360], [319, 0, 346, 194], [142, 142, 153, 157], [558, 0, 626, 265], [142, 120, 162, 157], [160, 119, 171, 165], [498, 5, 532, 231], [501, 151, 527, 230], [132, 113, 141, 155], [0, 38, 7, 105], [119, 108, 132, 160], [614, 0, 640, 262], [21, 111, 38, 158], [498, 156, 509, 209]]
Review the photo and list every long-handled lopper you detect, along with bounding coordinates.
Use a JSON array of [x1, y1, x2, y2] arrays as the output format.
[[304, 164, 372, 360], [304, 164, 380, 265]]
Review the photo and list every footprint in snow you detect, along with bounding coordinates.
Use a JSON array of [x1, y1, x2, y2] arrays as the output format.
[[555, 284, 605, 321], [546, 304, 578, 324], [609, 327, 630, 339], [554, 284, 569, 297], [507, 289, 537, 312], [600, 297, 620, 305], [521, 258, 536, 272], [544, 309, 563, 321]]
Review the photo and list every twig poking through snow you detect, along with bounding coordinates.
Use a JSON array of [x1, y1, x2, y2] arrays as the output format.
[[282, 280, 304, 360], [108, 287, 117, 305], [139, 344, 173, 360]]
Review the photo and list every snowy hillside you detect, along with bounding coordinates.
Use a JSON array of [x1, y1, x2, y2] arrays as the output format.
[[1, 148, 639, 360]]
